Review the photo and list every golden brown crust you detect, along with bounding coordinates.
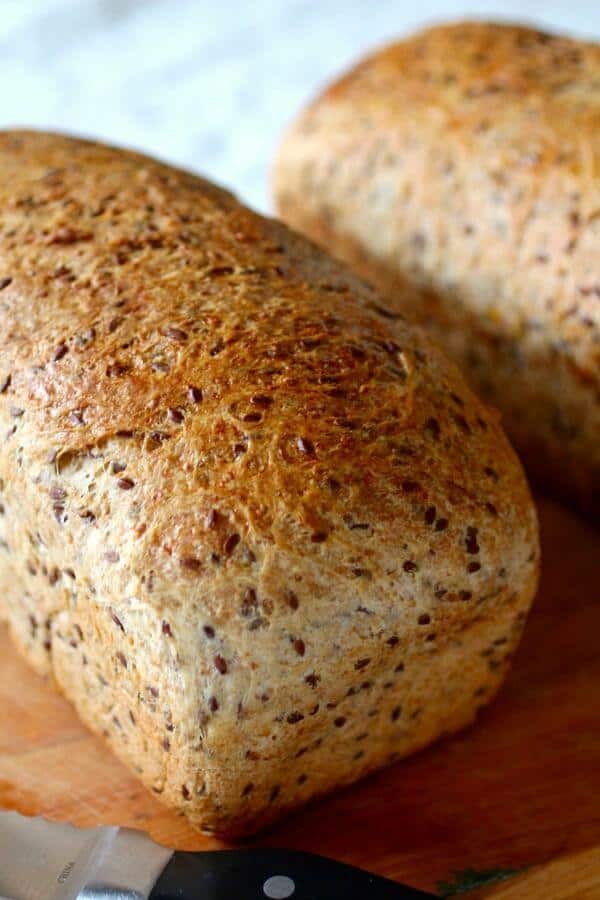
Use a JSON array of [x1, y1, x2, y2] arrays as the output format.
[[273, 21, 600, 519], [0, 130, 538, 835]]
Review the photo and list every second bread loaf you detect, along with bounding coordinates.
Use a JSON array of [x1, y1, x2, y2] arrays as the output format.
[[274, 21, 600, 518]]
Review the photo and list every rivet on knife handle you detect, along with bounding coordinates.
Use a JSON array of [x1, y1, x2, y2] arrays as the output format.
[[149, 848, 435, 899]]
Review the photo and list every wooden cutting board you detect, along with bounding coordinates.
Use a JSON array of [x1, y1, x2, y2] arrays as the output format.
[[1, 496, 599, 897]]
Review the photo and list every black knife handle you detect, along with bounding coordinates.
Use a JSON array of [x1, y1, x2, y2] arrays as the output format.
[[149, 848, 435, 899]]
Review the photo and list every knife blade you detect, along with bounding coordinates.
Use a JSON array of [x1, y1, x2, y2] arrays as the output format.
[[0, 810, 435, 899]]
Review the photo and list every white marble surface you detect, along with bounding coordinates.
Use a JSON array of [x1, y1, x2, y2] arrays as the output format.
[[0, 0, 598, 213]]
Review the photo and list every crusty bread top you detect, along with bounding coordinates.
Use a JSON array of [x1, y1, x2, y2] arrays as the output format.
[[320, 21, 600, 175], [0, 131, 537, 648]]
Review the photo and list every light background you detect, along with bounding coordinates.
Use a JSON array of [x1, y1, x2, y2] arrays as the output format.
[[0, 1, 598, 212]]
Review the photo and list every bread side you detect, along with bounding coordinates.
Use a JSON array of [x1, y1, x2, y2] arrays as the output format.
[[0, 131, 539, 835], [273, 22, 600, 518]]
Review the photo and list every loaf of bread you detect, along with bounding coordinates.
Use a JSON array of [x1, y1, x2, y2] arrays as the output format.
[[0, 131, 538, 836], [274, 22, 600, 519]]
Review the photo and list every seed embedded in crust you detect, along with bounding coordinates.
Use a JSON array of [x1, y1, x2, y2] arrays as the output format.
[[224, 533, 240, 555], [0, 277, 13, 291], [424, 505, 436, 525], [164, 326, 188, 342], [168, 407, 185, 424], [286, 590, 299, 610], [287, 711, 304, 724], [293, 638, 305, 656], [205, 508, 218, 529], [334, 716, 347, 728], [250, 394, 273, 407], [117, 477, 135, 490], [391, 706, 402, 721], [162, 620, 172, 636], [149, 430, 170, 444], [349, 345, 366, 361], [297, 436, 315, 455], [214, 654, 228, 674], [180, 556, 202, 572], [418, 613, 431, 625], [110, 609, 125, 632], [53, 343, 69, 361], [465, 526, 480, 554], [106, 362, 129, 377], [187, 385, 203, 404], [108, 316, 124, 333], [241, 588, 257, 617], [401, 479, 420, 493], [203, 624, 215, 638]]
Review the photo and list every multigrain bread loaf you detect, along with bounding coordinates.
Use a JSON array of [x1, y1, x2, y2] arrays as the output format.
[[274, 22, 600, 519], [0, 131, 539, 836]]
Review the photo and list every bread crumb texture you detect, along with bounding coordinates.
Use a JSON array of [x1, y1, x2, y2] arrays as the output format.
[[274, 21, 600, 519], [0, 131, 538, 835]]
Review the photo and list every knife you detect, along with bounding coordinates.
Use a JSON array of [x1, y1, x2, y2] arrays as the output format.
[[0, 809, 434, 899]]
